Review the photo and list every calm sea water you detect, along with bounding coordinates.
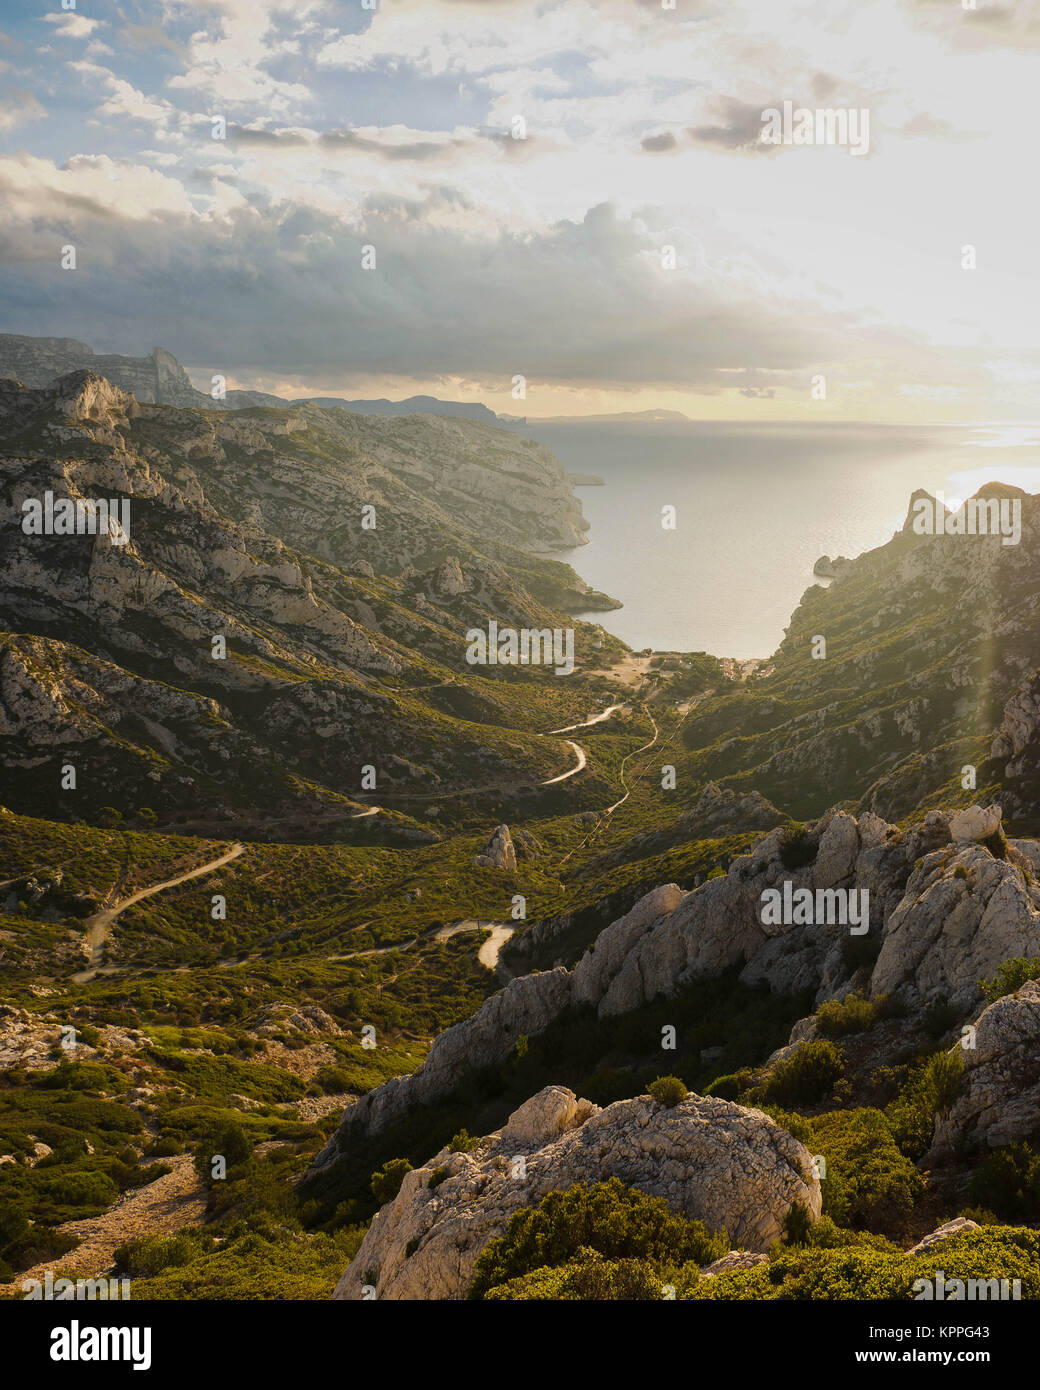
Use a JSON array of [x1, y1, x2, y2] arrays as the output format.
[[521, 420, 1040, 661]]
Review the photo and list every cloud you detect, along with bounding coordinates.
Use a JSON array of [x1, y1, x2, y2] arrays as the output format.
[[42, 13, 100, 40], [71, 62, 180, 135], [687, 96, 776, 153], [0, 153, 196, 233], [229, 122, 532, 164], [904, 0, 1040, 49], [317, 129, 459, 161], [166, 0, 319, 114], [640, 131, 678, 153], [0, 162, 987, 407], [0, 89, 47, 133]]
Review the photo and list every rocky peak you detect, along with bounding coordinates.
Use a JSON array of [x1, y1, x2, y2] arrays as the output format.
[[47, 370, 134, 423]]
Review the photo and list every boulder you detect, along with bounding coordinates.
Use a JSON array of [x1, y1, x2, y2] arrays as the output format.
[[907, 1218, 980, 1256], [332, 1086, 822, 1300], [949, 804, 1002, 844], [701, 1251, 770, 1278], [871, 845, 1040, 1010]]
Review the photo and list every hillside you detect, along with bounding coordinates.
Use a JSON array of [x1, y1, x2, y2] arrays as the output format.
[[0, 370, 624, 836]]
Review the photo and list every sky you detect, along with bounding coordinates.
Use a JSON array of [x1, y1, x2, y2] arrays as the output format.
[[1, 0, 1039, 420]]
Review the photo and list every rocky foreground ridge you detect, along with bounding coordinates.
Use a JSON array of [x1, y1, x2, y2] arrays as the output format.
[[314, 802, 1040, 1161], [332, 1085, 821, 1300]]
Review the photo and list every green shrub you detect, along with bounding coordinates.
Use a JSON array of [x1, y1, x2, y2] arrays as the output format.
[[982, 827, 1009, 861], [779, 824, 816, 870], [38, 1170, 120, 1210], [969, 1144, 1040, 1223], [428, 1166, 449, 1189], [704, 1070, 753, 1102], [763, 1041, 845, 1107], [192, 1121, 252, 1185], [816, 994, 877, 1038], [919, 998, 961, 1039], [468, 1178, 727, 1300], [758, 1106, 815, 1147], [980, 958, 1040, 1004], [689, 1227, 1040, 1300], [810, 1109, 923, 1233], [369, 1157, 412, 1205], [647, 1075, 688, 1108], [885, 1049, 964, 1160], [448, 1128, 480, 1153], [782, 1201, 815, 1246], [483, 1250, 666, 1300], [113, 1230, 210, 1279]]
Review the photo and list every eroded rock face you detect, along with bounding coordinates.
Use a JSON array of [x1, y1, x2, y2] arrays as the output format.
[[871, 841, 1040, 1010], [928, 981, 1040, 1162], [312, 968, 573, 1156], [331, 1086, 821, 1301]]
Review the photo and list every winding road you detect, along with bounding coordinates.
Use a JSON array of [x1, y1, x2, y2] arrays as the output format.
[[539, 701, 628, 786], [329, 917, 515, 979], [540, 739, 587, 785], [72, 843, 244, 984]]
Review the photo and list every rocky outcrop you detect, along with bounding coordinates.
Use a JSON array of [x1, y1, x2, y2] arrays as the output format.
[[474, 825, 517, 870], [701, 1251, 770, 1278], [870, 837, 1040, 1010], [331, 1085, 821, 1300], [928, 981, 1040, 1162], [992, 670, 1040, 819], [0, 1005, 142, 1071], [812, 554, 851, 580]]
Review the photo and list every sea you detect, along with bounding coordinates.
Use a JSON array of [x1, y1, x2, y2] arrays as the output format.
[[520, 420, 1040, 661]]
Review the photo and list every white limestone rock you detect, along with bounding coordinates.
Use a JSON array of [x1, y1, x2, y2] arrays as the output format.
[[949, 804, 1003, 844]]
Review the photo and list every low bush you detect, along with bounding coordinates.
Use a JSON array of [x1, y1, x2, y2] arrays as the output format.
[[979, 958, 1040, 1004], [762, 1041, 846, 1108], [969, 1144, 1040, 1224], [369, 1157, 412, 1205], [647, 1076, 688, 1108], [809, 1108, 923, 1234], [816, 994, 878, 1038]]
